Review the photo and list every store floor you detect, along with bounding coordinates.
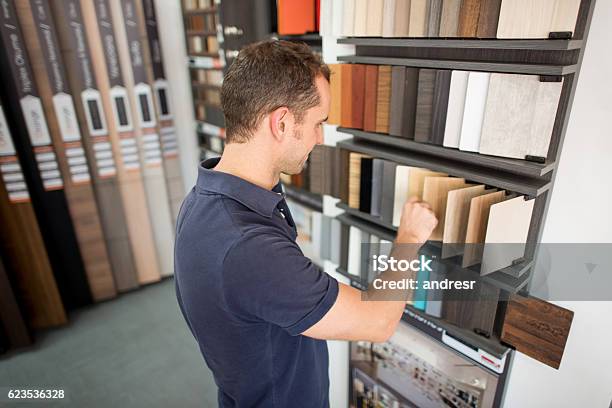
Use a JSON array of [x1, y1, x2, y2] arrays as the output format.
[[0, 278, 218, 407]]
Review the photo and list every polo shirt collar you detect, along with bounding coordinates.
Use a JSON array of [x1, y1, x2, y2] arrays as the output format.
[[197, 158, 284, 218]]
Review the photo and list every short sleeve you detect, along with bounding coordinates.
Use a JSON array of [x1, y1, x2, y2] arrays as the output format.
[[222, 232, 339, 336]]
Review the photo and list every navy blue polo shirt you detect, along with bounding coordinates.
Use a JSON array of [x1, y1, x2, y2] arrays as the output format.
[[174, 157, 339, 407]]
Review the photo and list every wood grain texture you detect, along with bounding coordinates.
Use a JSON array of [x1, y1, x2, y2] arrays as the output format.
[[18, 0, 116, 302], [431, 69, 452, 145], [462, 190, 505, 267], [481, 195, 534, 275], [422, 177, 468, 241], [328, 64, 342, 125], [342, 0, 356, 36], [550, 0, 581, 35], [353, 0, 368, 36], [408, 0, 429, 37], [375, 66, 392, 133], [497, 0, 556, 39], [501, 294, 574, 369], [0, 253, 32, 349], [442, 70, 469, 148], [393, 0, 411, 37], [459, 72, 490, 152], [340, 64, 353, 128], [389, 66, 419, 139], [439, 0, 461, 37], [308, 145, 324, 194], [366, 0, 384, 36], [362, 65, 379, 132], [442, 185, 487, 258], [457, 0, 481, 37], [414, 69, 435, 143], [479, 74, 563, 160], [110, 0, 174, 279], [380, 160, 397, 224], [477, 0, 502, 38], [53, 0, 139, 293], [382, 0, 397, 37], [349, 152, 367, 208], [350, 64, 366, 129], [427, 0, 443, 37]]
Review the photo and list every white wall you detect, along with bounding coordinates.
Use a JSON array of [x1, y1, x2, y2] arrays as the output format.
[[154, 0, 199, 191], [503, 1, 612, 407]]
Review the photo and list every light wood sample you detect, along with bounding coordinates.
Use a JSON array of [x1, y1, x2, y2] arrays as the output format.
[[393, 0, 411, 37], [382, 0, 397, 37], [375, 66, 392, 133], [459, 72, 490, 152], [342, 0, 356, 36], [409, 0, 429, 37], [353, 0, 368, 36], [443, 70, 469, 148], [392, 167, 448, 226], [481, 195, 534, 275], [501, 294, 574, 369], [497, 0, 556, 39], [479, 74, 563, 161], [328, 64, 342, 125], [550, 0, 581, 35], [349, 152, 367, 208], [439, 0, 462, 37], [462, 190, 506, 267], [366, 0, 384, 36], [422, 177, 468, 241], [442, 185, 488, 258]]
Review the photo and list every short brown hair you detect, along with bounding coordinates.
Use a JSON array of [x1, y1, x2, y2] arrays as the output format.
[[221, 40, 330, 143]]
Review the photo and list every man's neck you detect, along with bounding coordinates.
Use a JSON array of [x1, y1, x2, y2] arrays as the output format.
[[213, 142, 280, 191]]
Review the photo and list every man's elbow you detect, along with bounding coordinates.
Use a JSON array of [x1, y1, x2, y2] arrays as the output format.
[[369, 316, 400, 343]]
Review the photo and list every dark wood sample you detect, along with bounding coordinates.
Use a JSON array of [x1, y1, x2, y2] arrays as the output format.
[[389, 67, 419, 139], [340, 64, 353, 128], [18, 0, 117, 302], [0, 253, 32, 349], [359, 157, 373, 214], [477, 0, 502, 38], [350, 64, 366, 129], [414, 69, 436, 143], [369, 159, 384, 217], [54, 0, 139, 292], [0, 1, 92, 310], [375, 65, 392, 134], [336, 148, 350, 203], [379, 160, 397, 224], [309, 145, 324, 195], [501, 294, 574, 369], [431, 69, 452, 145], [457, 0, 481, 37], [363, 65, 379, 133]]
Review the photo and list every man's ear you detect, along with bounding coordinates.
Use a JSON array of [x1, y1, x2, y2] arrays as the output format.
[[269, 107, 290, 142]]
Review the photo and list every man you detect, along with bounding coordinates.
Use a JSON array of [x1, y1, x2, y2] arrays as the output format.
[[175, 40, 437, 407]]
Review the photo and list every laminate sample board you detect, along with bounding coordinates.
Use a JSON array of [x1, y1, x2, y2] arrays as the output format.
[[347, 225, 365, 277], [414, 69, 435, 143], [380, 160, 397, 224], [481, 195, 534, 275], [110, 0, 174, 278], [0, 254, 32, 349], [0, 2, 92, 310], [392, 167, 447, 226], [431, 70, 452, 145], [277, 0, 315, 35], [389, 67, 419, 139], [351, 64, 366, 129], [381, 0, 397, 37], [359, 157, 373, 213], [366, 0, 384, 36], [501, 294, 574, 369], [439, 0, 461, 37], [496, 0, 556, 39], [375, 66, 392, 134], [363, 65, 379, 133], [427, 0, 443, 37], [408, 0, 429, 37], [462, 190, 506, 267], [141, 0, 185, 227], [340, 64, 353, 128], [353, 0, 367, 36], [348, 152, 368, 208], [477, 0, 502, 38], [550, 0, 581, 35], [459, 72, 490, 152], [479, 74, 563, 161], [457, 0, 480, 37], [342, 0, 356, 36], [0, 103, 67, 328], [339, 222, 351, 272], [443, 71, 469, 148], [370, 159, 385, 217], [329, 64, 342, 125], [53, 0, 139, 292], [422, 177, 468, 241], [18, 0, 116, 302], [442, 185, 489, 259], [309, 145, 324, 195], [393, 0, 411, 37]]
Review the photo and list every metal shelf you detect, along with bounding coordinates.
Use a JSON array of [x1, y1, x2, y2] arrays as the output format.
[[338, 139, 551, 197], [338, 37, 583, 51], [337, 55, 576, 76], [338, 127, 555, 178]]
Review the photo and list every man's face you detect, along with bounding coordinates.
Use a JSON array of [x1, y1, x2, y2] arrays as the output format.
[[279, 75, 330, 175]]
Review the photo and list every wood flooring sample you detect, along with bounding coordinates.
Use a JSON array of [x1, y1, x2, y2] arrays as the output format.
[[431, 70, 452, 145], [497, 0, 556, 39], [394, 0, 411, 37], [353, 0, 368, 36], [481, 195, 534, 275], [340, 64, 353, 128], [409, 0, 429, 37], [366, 0, 384, 36], [342, 0, 356, 36], [462, 190, 506, 267], [389, 67, 419, 138], [550, 0, 581, 35], [363, 65, 379, 132], [351, 64, 366, 129], [427, 0, 443, 37], [375, 66, 392, 133], [442, 185, 489, 258], [422, 177, 468, 241], [502, 294, 574, 369], [392, 167, 447, 226], [382, 0, 397, 37], [439, 0, 462, 37], [348, 226, 366, 277], [457, 0, 481, 37], [459, 72, 490, 152], [477, 0, 503, 38], [443, 70, 469, 148], [349, 152, 368, 208], [328, 64, 342, 125], [479, 74, 563, 161], [414, 69, 435, 143]]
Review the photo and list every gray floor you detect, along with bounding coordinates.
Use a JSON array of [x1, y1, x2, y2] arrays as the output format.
[[0, 278, 219, 407]]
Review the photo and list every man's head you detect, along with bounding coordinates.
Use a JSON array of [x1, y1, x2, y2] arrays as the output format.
[[221, 40, 330, 175]]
